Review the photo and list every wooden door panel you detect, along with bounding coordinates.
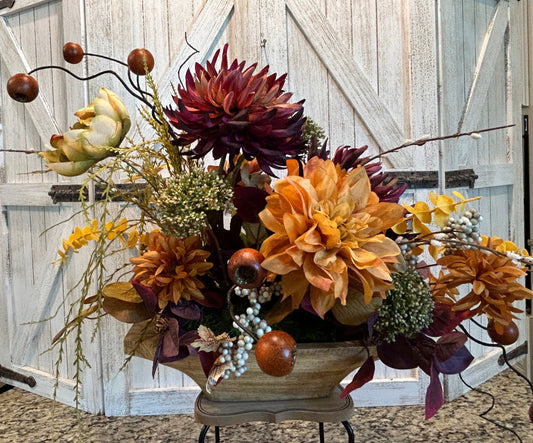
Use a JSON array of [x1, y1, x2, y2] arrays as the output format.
[[0, 0, 104, 413], [439, 0, 526, 400]]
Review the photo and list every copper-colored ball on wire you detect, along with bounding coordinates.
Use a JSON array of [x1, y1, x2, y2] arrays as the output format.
[[7, 73, 39, 103], [255, 330, 297, 377], [127, 48, 155, 75], [63, 42, 84, 64], [227, 248, 267, 289], [487, 320, 519, 346]]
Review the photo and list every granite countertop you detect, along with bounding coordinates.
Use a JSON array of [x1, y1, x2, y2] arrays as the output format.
[[0, 367, 531, 442]]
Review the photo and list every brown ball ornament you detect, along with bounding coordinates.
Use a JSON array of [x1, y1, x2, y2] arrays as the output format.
[[487, 320, 519, 346], [227, 248, 267, 289], [7, 73, 39, 103], [255, 330, 297, 377], [127, 48, 155, 75], [63, 42, 84, 64]]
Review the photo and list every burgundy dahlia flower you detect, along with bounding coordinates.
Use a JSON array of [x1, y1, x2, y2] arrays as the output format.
[[332, 145, 407, 203], [165, 44, 306, 175]]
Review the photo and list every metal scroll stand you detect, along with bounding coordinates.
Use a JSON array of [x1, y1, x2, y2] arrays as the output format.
[[0, 364, 36, 394], [194, 385, 355, 443]]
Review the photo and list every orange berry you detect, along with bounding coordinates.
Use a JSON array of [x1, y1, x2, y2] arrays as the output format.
[[127, 48, 154, 75], [255, 330, 296, 377], [63, 42, 84, 64], [7, 73, 39, 103], [227, 248, 267, 289], [487, 320, 519, 345]]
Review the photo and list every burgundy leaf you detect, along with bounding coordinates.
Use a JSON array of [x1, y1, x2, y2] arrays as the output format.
[[169, 301, 201, 320], [233, 186, 269, 223], [180, 329, 200, 344], [340, 356, 375, 399], [377, 336, 419, 370], [435, 331, 468, 362], [415, 261, 430, 279], [301, 294, 319, 316], [152, 335, 164, 378], [198, 351, 220, 378], [412, 334, 436, 375], [423, 303, 471, 337], [367, 312, 378, 340], [160, 317, 180, 359], [425, 362, 444, 419], [131, 279, 158, 314], [197, 287, 226, 309], [434, 346, 474, 375], [180, 330, 200, 356]]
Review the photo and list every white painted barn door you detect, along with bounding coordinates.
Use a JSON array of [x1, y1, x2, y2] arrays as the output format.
[[0, 0, 526, 416], [438, 0, 527, 400], [0, 0, 104, 412]]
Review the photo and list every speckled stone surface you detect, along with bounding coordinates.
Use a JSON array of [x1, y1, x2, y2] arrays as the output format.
[[0, 368, 531, 442]]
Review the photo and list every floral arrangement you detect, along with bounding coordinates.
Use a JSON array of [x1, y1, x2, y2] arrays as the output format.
[[6, 42, 533, 422]]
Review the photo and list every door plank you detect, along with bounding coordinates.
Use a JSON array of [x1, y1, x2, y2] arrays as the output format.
[[10, 213, 74, 365], [0, 16, 60, 143], [286, 0, 409, 168], [457, 1, 508, 133], [0, 0, 47, 16], [132, 0, 234, 141]]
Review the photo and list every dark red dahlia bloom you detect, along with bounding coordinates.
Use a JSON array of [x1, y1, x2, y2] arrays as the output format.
[[332, 145, 407, 203], [164, 44, 306, 175]]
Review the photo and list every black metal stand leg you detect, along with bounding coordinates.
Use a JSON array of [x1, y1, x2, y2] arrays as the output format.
[[199, 425, 210, 443], [319, 422, 325, 443], [341, 421, 354, 443], [0, 384, 15, 395], [198, 425, 220, 443]]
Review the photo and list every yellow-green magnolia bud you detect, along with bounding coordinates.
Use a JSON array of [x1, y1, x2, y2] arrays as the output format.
[[39, 88, 130, 176]]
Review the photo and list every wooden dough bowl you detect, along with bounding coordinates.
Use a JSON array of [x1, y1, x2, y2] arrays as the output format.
[[125, 321, 376, 402]]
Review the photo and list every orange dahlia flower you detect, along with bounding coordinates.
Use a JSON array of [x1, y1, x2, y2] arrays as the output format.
[[130, 232, 213, 308], [432, 249, 533, 333], [259, 157, 405, 319]]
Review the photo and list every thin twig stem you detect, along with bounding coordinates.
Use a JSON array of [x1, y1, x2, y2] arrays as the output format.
[[366, 124, 515, 163], [226, 285, 259, 341]]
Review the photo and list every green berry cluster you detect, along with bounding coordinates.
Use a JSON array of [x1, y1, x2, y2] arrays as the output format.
[[374, 267, 434, 343], [155, 168, 234, 237], [302, 117, 326, 147]]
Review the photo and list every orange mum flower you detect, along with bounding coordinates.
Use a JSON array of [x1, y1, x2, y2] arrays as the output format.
[[259, 157, 405, 319], [130, 232, 213, 308], [433, 249, 532, 333]]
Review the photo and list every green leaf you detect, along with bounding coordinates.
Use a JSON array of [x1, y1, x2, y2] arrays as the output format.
[[242, 221, 269, 248]]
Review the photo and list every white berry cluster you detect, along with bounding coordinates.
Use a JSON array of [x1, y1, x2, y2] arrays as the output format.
[[442, 208, 483, 253], [234, 280, 282, 304], [210, 282, 282, 383]]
